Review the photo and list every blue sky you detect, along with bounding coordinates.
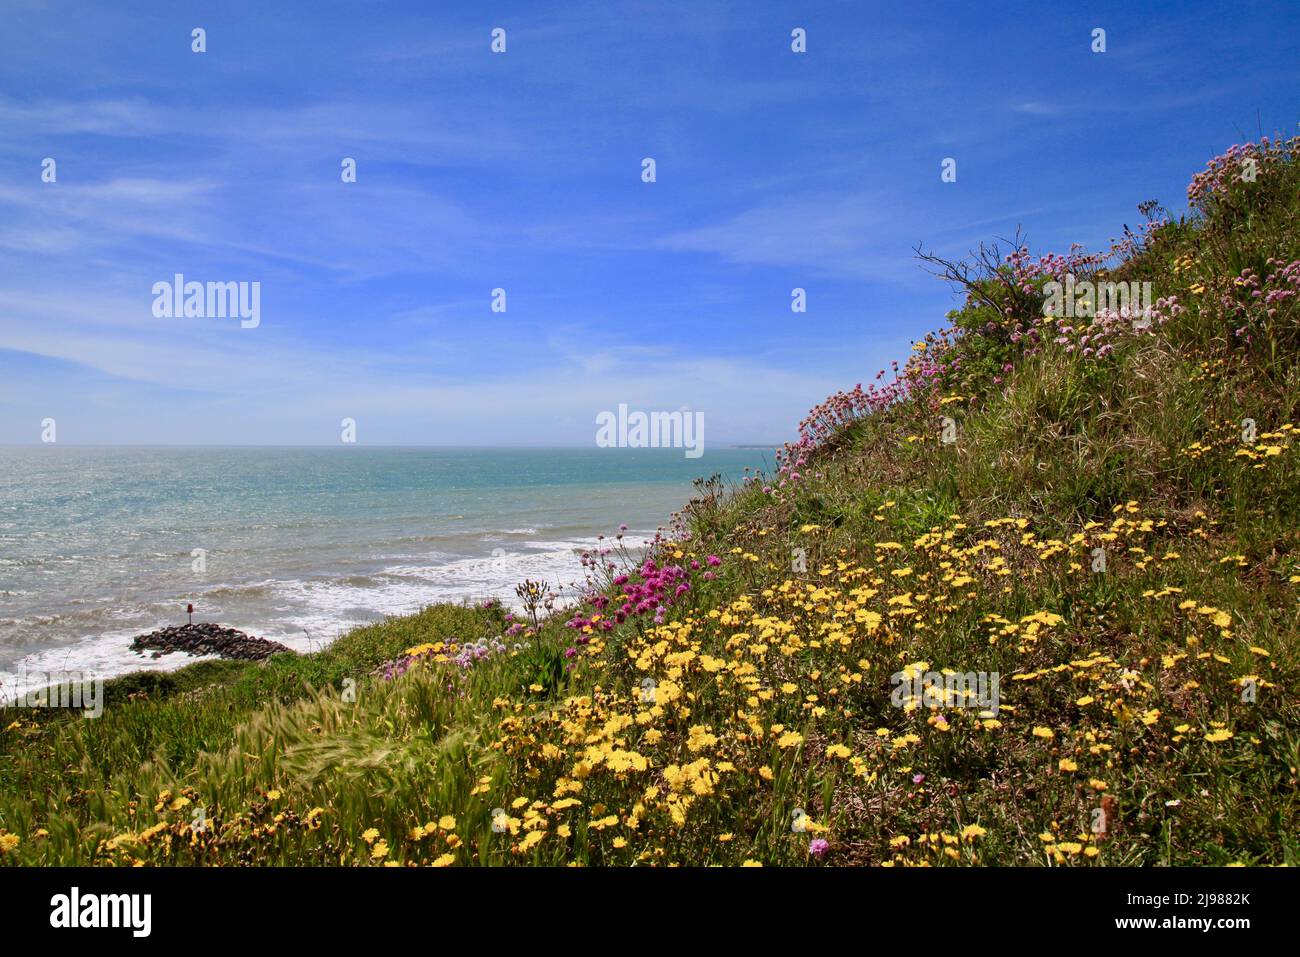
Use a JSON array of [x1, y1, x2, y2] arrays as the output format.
[[1, 0, 1297, 446]]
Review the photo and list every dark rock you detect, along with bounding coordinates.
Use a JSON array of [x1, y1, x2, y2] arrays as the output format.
[[130, 622, 292, 661]]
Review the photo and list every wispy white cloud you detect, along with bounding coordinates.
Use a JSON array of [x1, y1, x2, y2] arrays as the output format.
[[657, 191, 913, 281]]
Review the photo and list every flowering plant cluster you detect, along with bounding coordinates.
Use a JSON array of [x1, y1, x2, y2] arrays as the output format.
[[567, 545, 721, 634], [768, 332, 961, 492], [1219, 258, 1300, 345], [1187, 134, 1300, 212], [1043, 296, 1185, 359], [376, 636, 514, 680]]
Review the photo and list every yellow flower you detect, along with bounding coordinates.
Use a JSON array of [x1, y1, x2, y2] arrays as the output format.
[[960, 824, 986, 841], [361, 828, 380, 845], [370, 840, 390, 861], [1058, 758, 1078, 772], [438, 815, 457, 831], [431, 853, 455, 867], [1204, 729, 1234, 743], [1032, 726, 1054, 740], [776, 730, 804, 749]]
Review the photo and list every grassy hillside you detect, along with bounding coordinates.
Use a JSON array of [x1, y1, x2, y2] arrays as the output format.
[[4, 136, 1299, 866]]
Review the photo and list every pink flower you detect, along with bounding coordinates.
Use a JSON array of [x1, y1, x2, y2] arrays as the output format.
[[809, 838, 829, 858]]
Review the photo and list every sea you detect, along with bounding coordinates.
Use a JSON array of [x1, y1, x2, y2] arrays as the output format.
[[0, 446, 773, 697]]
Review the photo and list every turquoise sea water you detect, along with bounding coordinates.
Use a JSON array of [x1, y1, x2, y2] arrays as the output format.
[[0, 446, 773, 694]]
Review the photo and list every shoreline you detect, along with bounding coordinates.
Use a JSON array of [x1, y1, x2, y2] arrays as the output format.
[[0, 531, 651, 699]]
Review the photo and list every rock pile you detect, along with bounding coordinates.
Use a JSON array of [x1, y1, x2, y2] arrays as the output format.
[[130, 623, 291, 661]]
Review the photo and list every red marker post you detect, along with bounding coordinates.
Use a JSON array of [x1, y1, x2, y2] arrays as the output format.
[[187, 603, 194, 625]]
